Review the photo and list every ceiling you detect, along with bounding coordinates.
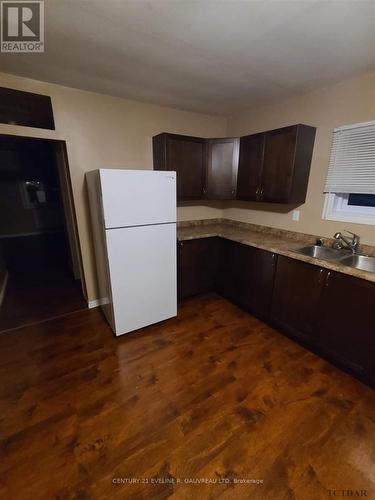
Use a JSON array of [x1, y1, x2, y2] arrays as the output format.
[[0, 0, 374, 115]]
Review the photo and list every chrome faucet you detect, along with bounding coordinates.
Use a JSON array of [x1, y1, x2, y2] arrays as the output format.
[[333, 230, 360, 254]]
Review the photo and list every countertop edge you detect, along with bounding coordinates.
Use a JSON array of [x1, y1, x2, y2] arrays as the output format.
[[177, 230, 375, 284]]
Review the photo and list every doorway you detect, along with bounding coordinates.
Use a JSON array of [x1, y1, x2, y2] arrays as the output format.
[[0, 134, 86, 331]]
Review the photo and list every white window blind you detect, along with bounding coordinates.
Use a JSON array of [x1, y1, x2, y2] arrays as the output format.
[[324, 120, 375, 194]]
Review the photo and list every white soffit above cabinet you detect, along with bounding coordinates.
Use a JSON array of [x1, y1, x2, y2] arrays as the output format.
[[0, 0, 374, 114]]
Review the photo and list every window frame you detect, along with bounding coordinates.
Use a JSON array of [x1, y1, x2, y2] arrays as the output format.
[[323, 192, 375, 226], [323, 119, 375, 226]]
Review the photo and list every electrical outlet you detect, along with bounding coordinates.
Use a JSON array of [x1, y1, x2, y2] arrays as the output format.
[[292, 210, 300, 221]]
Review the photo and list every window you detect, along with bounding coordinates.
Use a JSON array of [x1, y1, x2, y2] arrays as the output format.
[[323, 120, 375, 225], [348, 193, 375, 207]]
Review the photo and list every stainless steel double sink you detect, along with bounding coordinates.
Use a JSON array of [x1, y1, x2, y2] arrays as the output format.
[[296, 245, 375, 274]]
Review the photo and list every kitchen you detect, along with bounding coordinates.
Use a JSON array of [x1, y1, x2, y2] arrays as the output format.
[[0, 1, 374, 499]]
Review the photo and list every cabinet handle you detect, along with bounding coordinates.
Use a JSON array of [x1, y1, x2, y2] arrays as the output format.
[[325, 271, 331, 287], [259, 187, 264, 200], [255, 187, 260, 199], [318, 268, 325, 284]]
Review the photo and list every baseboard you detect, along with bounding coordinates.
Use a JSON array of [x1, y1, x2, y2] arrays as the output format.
[[87, 298, 106, 309], [0, 271, 9, 307]]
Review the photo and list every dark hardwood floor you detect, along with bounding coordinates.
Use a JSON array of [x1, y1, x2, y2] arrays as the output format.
[[0, 294, 374, 499], [0, 268, 86, 332], [0, 234, 86, 332]]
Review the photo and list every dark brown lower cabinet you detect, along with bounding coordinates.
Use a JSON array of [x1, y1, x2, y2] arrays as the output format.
[[177, 238, 375, 387], [179, 237, 276, 318], [271, 256, 375, 386], [316, 271, 375, 381], [216, 239, 276, 318], [233, 243, 276, 317], [177, 238, 219, 299], [216, 238, 237, 302], [271, 256, 326, 342]]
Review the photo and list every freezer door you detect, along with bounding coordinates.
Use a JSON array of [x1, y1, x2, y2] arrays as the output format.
[[105, 223, 177, 335], [99, 169, 176, 228]]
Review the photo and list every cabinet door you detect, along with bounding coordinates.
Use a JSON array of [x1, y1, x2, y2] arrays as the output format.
[[237, 133, 265, 200], [177, 238, 219, 299], [271, 256, 325, 341], [206, 138, 239, 200], [0, 87, 55, 130], [261, 126, 298, 203], [235, 244, 276, 318], [152, 133, 206, 201], [316, 272, 375, 379], [167, 135, 206, 200], [216, 238, 237, 302], [216, 240, 276, 318]]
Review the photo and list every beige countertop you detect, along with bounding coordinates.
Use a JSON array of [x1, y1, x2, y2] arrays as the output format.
[[177, 220, 375, 284]]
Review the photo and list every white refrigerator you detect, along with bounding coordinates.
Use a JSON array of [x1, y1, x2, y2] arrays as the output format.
[[86, 169, 177, 336]]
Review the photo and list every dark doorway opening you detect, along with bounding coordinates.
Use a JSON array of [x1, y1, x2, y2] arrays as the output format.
[[0, 135, 86, 331]]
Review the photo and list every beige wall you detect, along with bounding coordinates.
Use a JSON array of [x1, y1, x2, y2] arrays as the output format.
[[226, 71, 375, 245], [0, 72, 226, 302], [1, 70, 374, 302]]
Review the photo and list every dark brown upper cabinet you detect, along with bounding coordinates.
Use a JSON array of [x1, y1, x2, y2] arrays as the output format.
[[153, 133, 206, 201], [153, 125, 315, 204], [237, 132, 265, 201], [0, 87, 55, 130], [205, 138, 239, 200], [237, 124, 316, 204]]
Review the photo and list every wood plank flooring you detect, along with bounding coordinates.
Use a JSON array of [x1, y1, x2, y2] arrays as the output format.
[[0, 233, 86, 332], [0, 270, 86, 332], [0, 294, 374, 499]]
